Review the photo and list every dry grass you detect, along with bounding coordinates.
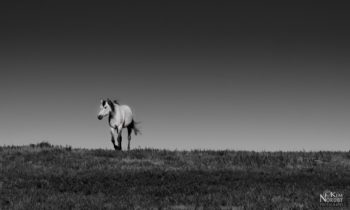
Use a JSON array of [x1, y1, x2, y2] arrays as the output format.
[[1, 142, 350, 209]]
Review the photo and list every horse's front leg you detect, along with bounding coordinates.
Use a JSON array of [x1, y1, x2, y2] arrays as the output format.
[[110, 128, 120, 150]]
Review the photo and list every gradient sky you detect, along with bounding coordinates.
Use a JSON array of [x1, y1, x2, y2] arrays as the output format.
[[1, 2, 350, 150]]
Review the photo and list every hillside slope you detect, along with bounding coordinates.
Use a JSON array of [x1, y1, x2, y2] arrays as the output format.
[[1, 143, 349, 209]]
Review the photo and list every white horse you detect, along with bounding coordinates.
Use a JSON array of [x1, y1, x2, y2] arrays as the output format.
[[97, 98, 140, 150]]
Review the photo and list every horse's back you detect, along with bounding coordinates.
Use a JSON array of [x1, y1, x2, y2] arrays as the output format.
[[120, 105, 133, 126]]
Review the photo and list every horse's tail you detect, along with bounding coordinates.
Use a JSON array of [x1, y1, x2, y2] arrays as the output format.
[[131, 120, 141, 135]]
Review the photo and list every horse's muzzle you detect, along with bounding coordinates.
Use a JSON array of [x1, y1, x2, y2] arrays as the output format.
[[97, 115, 103, 120]]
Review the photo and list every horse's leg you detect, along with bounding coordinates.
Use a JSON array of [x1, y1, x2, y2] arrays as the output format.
[[127, 127, 132, 151], [110, 128, 119, 150], [117, 126, 123, 151]]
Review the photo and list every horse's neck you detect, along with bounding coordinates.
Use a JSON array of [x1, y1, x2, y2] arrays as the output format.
[[108, 104, 119, 128], [109, 104, 122, 121], [113, 103, 121, 115]]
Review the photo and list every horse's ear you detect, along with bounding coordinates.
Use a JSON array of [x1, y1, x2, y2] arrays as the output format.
[[101, 99, 107, 106]]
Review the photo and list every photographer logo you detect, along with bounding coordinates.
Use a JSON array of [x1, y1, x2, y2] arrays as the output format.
[[320, 190, 344, 207]]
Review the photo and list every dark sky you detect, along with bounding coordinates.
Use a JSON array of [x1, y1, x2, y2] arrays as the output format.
[[1, 2, 350, 150]]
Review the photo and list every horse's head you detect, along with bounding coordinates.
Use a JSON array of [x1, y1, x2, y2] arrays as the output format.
[[97, 99, 114, 120]]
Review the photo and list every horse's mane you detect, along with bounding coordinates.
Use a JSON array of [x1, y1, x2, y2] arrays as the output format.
[[102, 98, 120, 113]]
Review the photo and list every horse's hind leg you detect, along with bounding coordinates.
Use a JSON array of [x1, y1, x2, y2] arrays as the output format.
[[127, 127, 132, 151]]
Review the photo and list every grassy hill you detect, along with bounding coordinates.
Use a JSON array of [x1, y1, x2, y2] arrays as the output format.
[[1, 142, 349, 209]]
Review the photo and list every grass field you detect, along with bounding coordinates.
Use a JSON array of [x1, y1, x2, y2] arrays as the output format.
[[1, 142, 349, 209]]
